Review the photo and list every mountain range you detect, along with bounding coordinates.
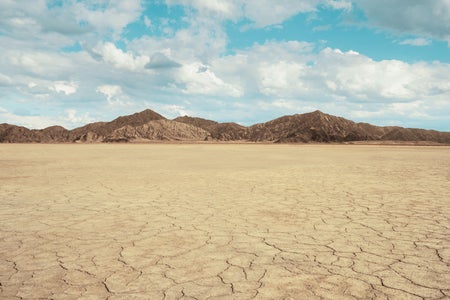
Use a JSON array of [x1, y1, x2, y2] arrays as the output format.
[[1, 109, 449, 144]]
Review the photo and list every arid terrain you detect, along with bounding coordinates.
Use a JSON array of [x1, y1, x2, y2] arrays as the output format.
[[0, 144, 449, 299], [2, 109, 450, 144]]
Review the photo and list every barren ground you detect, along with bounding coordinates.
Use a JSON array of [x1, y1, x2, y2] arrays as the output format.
[[0, 144, 449, 300]]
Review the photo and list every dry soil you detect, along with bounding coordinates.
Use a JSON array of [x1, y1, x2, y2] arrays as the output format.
[[0, 144, 449, 299]]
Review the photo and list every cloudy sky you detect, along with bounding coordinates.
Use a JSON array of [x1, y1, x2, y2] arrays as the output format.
[[1, 0, 449, 130]]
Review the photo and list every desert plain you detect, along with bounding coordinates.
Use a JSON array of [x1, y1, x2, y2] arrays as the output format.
[[0, 144, 449, 300]]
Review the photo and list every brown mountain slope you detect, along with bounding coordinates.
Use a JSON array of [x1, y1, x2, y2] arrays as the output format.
[[104, 119, 211, 142], [173, 116, 218, 130], [0, 124, 40, 143], [38, 126, 70, 142], [70, 109, 165, 141], [0, 124, 70, 143], [207, 123, 248, 141], [380, 127, 450, 143], [173, 116, 247, 141], [248, 110, 375, 142]]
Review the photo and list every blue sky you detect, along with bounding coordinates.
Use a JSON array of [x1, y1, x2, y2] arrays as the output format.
[[0, 0, 449, 131]]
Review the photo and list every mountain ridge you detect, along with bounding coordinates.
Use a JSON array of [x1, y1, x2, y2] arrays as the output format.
[[1, 109, 449, 144]]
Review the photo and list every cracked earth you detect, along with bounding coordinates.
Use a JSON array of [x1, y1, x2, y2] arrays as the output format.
[[0, 144, 449, 299]]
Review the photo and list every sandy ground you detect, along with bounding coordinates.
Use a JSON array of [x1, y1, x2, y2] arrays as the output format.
[[0, 144, 449, 300]]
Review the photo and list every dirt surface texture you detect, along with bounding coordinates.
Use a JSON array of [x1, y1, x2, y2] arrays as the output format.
[[0, 144, 449, 300]]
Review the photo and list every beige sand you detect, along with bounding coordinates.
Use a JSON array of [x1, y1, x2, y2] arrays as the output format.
[[0, 144, 449, 299]]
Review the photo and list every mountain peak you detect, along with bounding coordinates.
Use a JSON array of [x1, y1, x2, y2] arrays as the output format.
[[108, 108, 165, 128], [311, 110, 324, 115]]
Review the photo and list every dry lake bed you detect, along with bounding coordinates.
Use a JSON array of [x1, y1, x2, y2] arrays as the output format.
[[0, 144, 449, 300]]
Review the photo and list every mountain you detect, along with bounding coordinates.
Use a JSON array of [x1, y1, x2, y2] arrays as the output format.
[[104, 120, 211, 142], [248, 110, 450, 143], [1, 109, 449, 144], [69, 109, 165, 142], [173, 116, 247, 141], [0, 124, 70, 143], [173, 116, 218, 130], [248, 110, 377, 142]]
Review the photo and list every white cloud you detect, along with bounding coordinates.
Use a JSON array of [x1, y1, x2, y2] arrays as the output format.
[[313, 25, 332, 32], [0, 73, 12, 86], [165, 0, 243, 20], [50, 81, 78, 95], [317, 48, 415, 99], [325, 0, 352, 10], [72, 0, 143, 38], [145, 52, 181, 69], [128, 17, 228, 66], [96, 84, 135, 108], [92, 42, 149, 71], [65, 109, 94, 125], [258, 61, 309, 97], [160, 104, 192, 118], [0, 0, 142, 42], [243, 0, 319, 27], [205, 41, 450, 127], [144, 16, 152, 28], [355, 0, 450, 45], [399, 38, 431, 46], [0, 106, 93, 129], [177, 63, 243, 97], [166, 0, 351, 28], [97, 84, 121, 103]]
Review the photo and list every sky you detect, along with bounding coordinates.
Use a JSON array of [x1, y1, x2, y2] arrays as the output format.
[[0, 0, 449, 131]]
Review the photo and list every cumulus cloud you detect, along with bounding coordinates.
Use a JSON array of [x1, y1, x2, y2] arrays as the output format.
[[65, 109, 94, 125], [165, 0, 243, 20], [0, 106, 93, 129], [145, 53, 181, 69], [325, 0, 352, 10], [144, 16, 152, 28], [243, 0, 319, 27], [166, 0, 352, 28], [96, 85, 127, 106], [92, 42, 149, 71], [399, 38, 431, 46], [96, 84, 122, 98], [0, 73, 12, 86], [72, 0, 143, 38], [50, 81, 79, 95], [205, 40, 450, 127], [355, 0, 450, 45], [160, 104, 192, 118], [177, 63, 243, 97], [0, 0, 142, 41]]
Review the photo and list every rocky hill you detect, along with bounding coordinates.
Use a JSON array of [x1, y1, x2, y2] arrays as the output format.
[[1, 109, 449, 144], [249, 110, 379, 142], [0, 124, 70, 143], [69, 109, 165, 142], [104, 120, 211, 142], [173, 116, 248, 141]]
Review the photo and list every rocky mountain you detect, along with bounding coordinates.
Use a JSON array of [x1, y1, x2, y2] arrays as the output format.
[[1, 109, 449, 144], [0, 124, 70, 143], [249, 110, 377, 142], [173, 116, 218, 130], [248, 110, 450, 143], [104, 120, 211, 142], [173, 116, 248, 141], [69, 109, 165, 142]]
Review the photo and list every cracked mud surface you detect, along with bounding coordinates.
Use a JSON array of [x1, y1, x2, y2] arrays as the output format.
[[1, 144, 449, 300]]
